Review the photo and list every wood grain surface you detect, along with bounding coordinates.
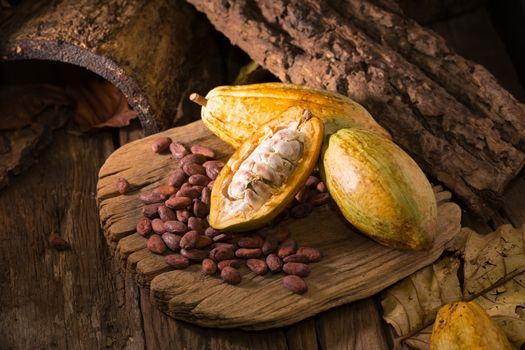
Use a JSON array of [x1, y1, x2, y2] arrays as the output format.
[[97, 120, 461, 330]]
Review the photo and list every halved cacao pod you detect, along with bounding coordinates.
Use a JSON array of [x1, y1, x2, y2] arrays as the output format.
[[209, 107, 324, 231], [192, 83, 390, 148], [430, 301, 512, 350], [321, 128, 436, 250]]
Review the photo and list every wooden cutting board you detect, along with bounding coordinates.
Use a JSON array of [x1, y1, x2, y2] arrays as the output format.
[[96, 120, 461, 330]]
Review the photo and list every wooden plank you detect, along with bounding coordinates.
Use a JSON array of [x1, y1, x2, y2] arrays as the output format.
[[97, 120, 461, 330], [315, 298, 389, 350], [0, 123, 144, 349], [285, 319, 319, 350]]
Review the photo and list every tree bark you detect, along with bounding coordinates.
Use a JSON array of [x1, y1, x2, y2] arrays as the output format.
[[0, 0, 222, 133], [187, 0, 525, 218]]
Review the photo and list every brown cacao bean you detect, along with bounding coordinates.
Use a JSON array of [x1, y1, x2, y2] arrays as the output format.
[[165, 254, 190, 269], [182, 163, 206, 176], [309, 192, 330, 206], [193, 199, 209, 218], [203, 160, 224, 180], [169, 142, 188, 159], [176, 209, 191, 223], [163, 220, 187, 234], [211, 243, 236, 250], [305, 175, 320, 188], [180, 153, 206, 166], [180, 230, 199, 250], [295, 187, 311, 203], [151, 218, 165, 234], [296, 247, 322, 262], [316, 182, 326, 193], [187, 216, 205, 234], [167, 169, 186, 188], [277, 239, 298, 258], [209, 246, 235, 262], [201, 187, 211, 206], [235, 248, 262, 259], [212, 233, 230, 243], [283, 254, 310, 264], [142, 203, 161, 218], [195, 235, 213, 249], [139, 191, 167, 204], [116, 178, 130, 194], [201, 258, 217, 275], [291, 203, 313, 218], [165, 196, 192, 209], [176, 187, 201, 199], [158, 205, 177, 221], [180, 248, 209, 262], [261, 235, 278, 255], [283, 275, 308, 294], [153, 185, 177, 196], [151, 136, 172, 153], [266, 254, 283, 272], [207, 180, 215, 189], [147, 235, 167, 254], [283, 262, 310, 277], [162, 232, 181, 251], [218, 259, 243, 271], [205, 227, 218, 238], [238, 235, 263, 249], [136, 218, 152, 236], [190, 144, 215, 158], [246, 259, 268, 275], [192, 185, 205, 193], [221, 266, 241, 285], [188, 174, 211, 186]]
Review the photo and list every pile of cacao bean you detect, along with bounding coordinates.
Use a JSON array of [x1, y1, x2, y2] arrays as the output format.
[[116, 136, 328, 294]]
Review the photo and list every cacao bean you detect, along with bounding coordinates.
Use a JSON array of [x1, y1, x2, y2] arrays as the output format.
[[176, 209, 191, 223], [221, 266, 241, 285], [153, 185, 177, 196], [235, 248, 262, 259], [176, 187, 201, 199], [283, 254, 310, 263], [189, 174, 211, 186], [180, 230, 199, 249], [291, 202, 313, 218], [163, 220, 187, 234], [165, 196, 192, 209], [305, 175, 320, 188], [295, 187, 310, 203], [136, 218, 152, 236], [158, 205, 177, 221], [277, 238, 297, 258], [192, 185, 205, 193], [273, 228, 290, 243], [238, 235, 263, 249], [151, 218, 165, 234], [116, 178, 130, 194], [169, 142, 188, 159], [182, 163, 206, 176], [201, 258, 217, 276], [261, 235, 278, 255], [165, 254, 190, 269], [207, 180, 215, 189], [180, 248, 209, 262], [142, 203, 161, 218], [187, 216, 205, 234], [266, 254, 283, 272], [211, 243, 236, 250], [204, 226, 218, 238], [204, 163, 222, 180], [296, 247, 322, 262], [203, 160, 224, 169], [195, 235, 212, 249], [190, 144, 215, 158], [316, 181, 326, 193], [309, 192, 330, 206], [209, 246, 235, 262], [218, 259, 243, 271], [167, 169, 186, 188], [147, 235, 167, 254], [283, 275, 308, 294], [180, 182, 192, 190], [212, 233, 230, 243], [151, 136, 172, 153], [193, 199, 209, 218], [161, 232, 181, 251], [246, 259, 268, 275], [139, 191, 167, 204], [180, 153, 206, 166], [201, 187, 211, 206], [283, 262, 310, 277]]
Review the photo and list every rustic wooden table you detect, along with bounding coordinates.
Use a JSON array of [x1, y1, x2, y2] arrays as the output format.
[[1, 7, 524, 349]]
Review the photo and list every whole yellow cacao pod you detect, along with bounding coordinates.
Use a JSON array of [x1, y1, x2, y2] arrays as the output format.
[[430, 301, 512, 350], [321, 128, 436, 250], [196, 83, 390, 148]]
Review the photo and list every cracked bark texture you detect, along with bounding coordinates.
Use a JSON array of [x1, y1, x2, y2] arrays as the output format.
[[187, 0, 525, 217]]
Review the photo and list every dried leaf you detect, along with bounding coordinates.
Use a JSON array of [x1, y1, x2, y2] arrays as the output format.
[[382, 225, 525, 349]]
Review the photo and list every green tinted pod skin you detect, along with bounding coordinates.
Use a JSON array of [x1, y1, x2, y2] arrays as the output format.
[[322, 128, 437, 250]]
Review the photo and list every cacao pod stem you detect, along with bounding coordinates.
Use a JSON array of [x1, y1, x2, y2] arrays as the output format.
[[190, 93, 208, 107]]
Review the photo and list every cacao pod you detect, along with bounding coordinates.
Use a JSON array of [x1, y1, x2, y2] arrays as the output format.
[[321, 128, 436, 250], [209, 108, 323, 231], [195, 83, 390, 148], [430, 301, 512, 350]]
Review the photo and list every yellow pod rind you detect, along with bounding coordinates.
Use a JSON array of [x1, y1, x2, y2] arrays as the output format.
[[430, 301, 512, 350], [201, 82, 390, 148], [209, 108, 324, 231], [321, 128, 436, 250]]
